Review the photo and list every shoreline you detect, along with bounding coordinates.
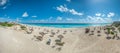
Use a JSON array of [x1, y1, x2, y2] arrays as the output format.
[[20, 23, 111, 29]]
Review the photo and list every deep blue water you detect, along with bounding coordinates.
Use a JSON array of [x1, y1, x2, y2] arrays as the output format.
[[22, 23, 111, 28]]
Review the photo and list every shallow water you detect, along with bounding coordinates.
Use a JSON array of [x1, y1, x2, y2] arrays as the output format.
[[22, 23, 111, 28]]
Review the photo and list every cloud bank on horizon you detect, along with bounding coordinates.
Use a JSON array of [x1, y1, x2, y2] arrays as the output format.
[[0, 0, 120, 23]]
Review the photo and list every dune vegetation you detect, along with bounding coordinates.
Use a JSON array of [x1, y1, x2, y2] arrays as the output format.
[[0, 22, 15, 27]]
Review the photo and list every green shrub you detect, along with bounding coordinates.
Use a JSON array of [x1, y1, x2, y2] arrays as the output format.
[[0, 22, 14, 27], [7, 24, 14, 27]]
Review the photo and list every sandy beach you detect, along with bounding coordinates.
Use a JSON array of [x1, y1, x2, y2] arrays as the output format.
[[0, 0, 119, 53], [0, 24, 120, 53]]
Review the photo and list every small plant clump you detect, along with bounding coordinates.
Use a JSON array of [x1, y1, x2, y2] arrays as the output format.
[[46, 41, 50, 45], [91, 31, 94, 33], [97, 31, 101, 33], [85, 28, 90, 33], [55, 39, 61, 43], [51, 46, 55, 48], [49, 35, 54, 37], [89, 33, 94, 36], [97, 34, 101, 36], [35, 36, 43, 41], [56, 42, 65, 46], [56, 47, 62, 51], [57, 35, 64, 40], [111, 31, 114, 35], [46, 39, 51, 45], [55, 39, 65, 46], [20, 25, 27, 30], [106, 36, 111, 40], [112, 35, 116, 39]]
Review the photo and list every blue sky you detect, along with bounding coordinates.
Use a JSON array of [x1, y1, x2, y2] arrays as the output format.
[[0, 0, 120, 23]]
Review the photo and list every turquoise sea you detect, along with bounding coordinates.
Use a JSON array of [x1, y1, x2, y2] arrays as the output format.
[[23, 23, 111, 28]]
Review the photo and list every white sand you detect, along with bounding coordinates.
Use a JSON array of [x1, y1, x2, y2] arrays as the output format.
[[0, 25, 120, 53]]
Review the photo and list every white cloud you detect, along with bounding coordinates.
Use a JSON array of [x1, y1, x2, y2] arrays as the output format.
[[87, 16, 102, 23], [107, 12, 115, 18], [95, 12, 115, 18], [104, 18, 112, 22], [69, 9, 83, 16], [56, 5, 83, 16], [95, 13, 101, 16], [32, 15, 37, 18], [66, 18, 73, 21], [22, 12, 29, 17], [102, 14, 105, 17], [39, 19, 46, 22], [16, 18, 21, 22], [0, 0, 7, 6], [56, 16, 62, 21], [85, 12, 115, 23], [56, 5, 68, 12], [66, 0, 71, 2], [87, 15, 113, 23], [31, 19, 47, 23]]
